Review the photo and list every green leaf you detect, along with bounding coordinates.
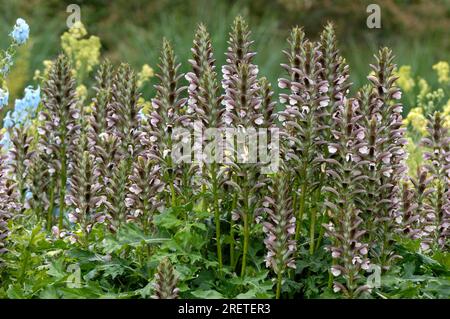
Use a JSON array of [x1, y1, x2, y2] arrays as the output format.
[[191, 289, 224, 299], [102, 223, 168, 254]]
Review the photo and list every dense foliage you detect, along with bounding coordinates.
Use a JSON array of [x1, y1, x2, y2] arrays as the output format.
[[0, 16, 449, 299]]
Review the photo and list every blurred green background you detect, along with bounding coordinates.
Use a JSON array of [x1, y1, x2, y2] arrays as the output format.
[[1, 0, 450, 102]]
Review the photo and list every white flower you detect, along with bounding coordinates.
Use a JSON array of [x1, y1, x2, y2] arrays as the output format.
[[333, 284, 341, 293], [287, 225, 295, 235], [184, 72, 195, 82], [359, 146, 369, 155], [319, 83, 329, 93], [51, 226, 59, 237], [346, 153, 353, 162], [383, 168, 393, 177], [129, 184, 142, 195], [352, 256, 362, 265], [255, 117, 264, 125], [150, 117, 159, 126], [125, 197, 134, 207], [361, 260, 370, 270], [278, 79, 287, 89], [420, 242, 430, 251], [331, 251, 341, 258], [301, 105, 310, 114], [331, 267, 341, 277], [319, 99, 329, 108], [360, 247, 368, 255], [356, 131, 365, 140], [392, 91, 402, 100], [328, 145, 338, 154], [382, 154, 391, 164], [68, 213, 77, 223]]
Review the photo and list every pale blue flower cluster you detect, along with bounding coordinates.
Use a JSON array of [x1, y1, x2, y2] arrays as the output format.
[[0, 88, 8, 108], [1, 86, 40, 150], [10, 18, 30, 45], [7, 86, 40, 128]]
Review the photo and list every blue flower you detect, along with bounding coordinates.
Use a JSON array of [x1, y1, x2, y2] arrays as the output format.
[[3, 111, 14, 128], [23, 85, 40, 110], [0, 53, 13, 75], [0, 88, 8, 108], [25, 190, 33, 201], [12, 98, 28, 125], [0, 131, 11, 150], [10, 18, 30, 45]]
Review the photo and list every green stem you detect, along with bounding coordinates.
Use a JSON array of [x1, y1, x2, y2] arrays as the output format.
[[276, 271, 283, 299], [295, 178, 307, 241], [240, 175, 250, 278], [309, 206, 316, 255], [230, 193, 237, 269], [47, 177, 55, 231], [212, 165, 222, 271], [315, 211, 327, 250], [309, 188, 321, 255], [58, 145, 67, 230], [170, 182, 176, 207], [241, 212, 248, 277]]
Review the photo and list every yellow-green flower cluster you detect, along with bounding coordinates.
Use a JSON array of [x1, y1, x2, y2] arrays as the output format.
[[432, 61, 450, 85], [395, 65, 415, 92], [443, 99, 450, 128], [61, 21, 101, 83], [418, 88, 445, 113], [33, 59, 53, 82], [137, 64, 154, 88], [404, 107, 427, 135]]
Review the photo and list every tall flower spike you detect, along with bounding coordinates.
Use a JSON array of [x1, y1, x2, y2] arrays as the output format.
[[221, 16, 265, 276], [262, 170, 296, 299], [221, 16, 259, 127], [41, 54, 79, 230], [323, 98, 370, 298], [126, 155, 164, 231], [66, 119, 106, 243], [103, 63, 143, 228], [399, 181, 421, 239], [110, 63, 142, 158], [0, 135, 20, 263], [28, 147, 51, 224], [185, 23, 217, 210], [149, 39, 187, 206], [8, 126, 34, 206], [189, 63, 227, 269], [88, 61, 117, 226], [278, 31, 329, 249], [257, 77, 276, 128], [420, 111, 450, 250], [365, 47, 406, 270], [355, 86, 379, 233], [186, 23, 215, 116], [151, 258, 180, 299], [318, 22, 350, 146], [410, 167, 435, 251], [89, 60, 115, 146]]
